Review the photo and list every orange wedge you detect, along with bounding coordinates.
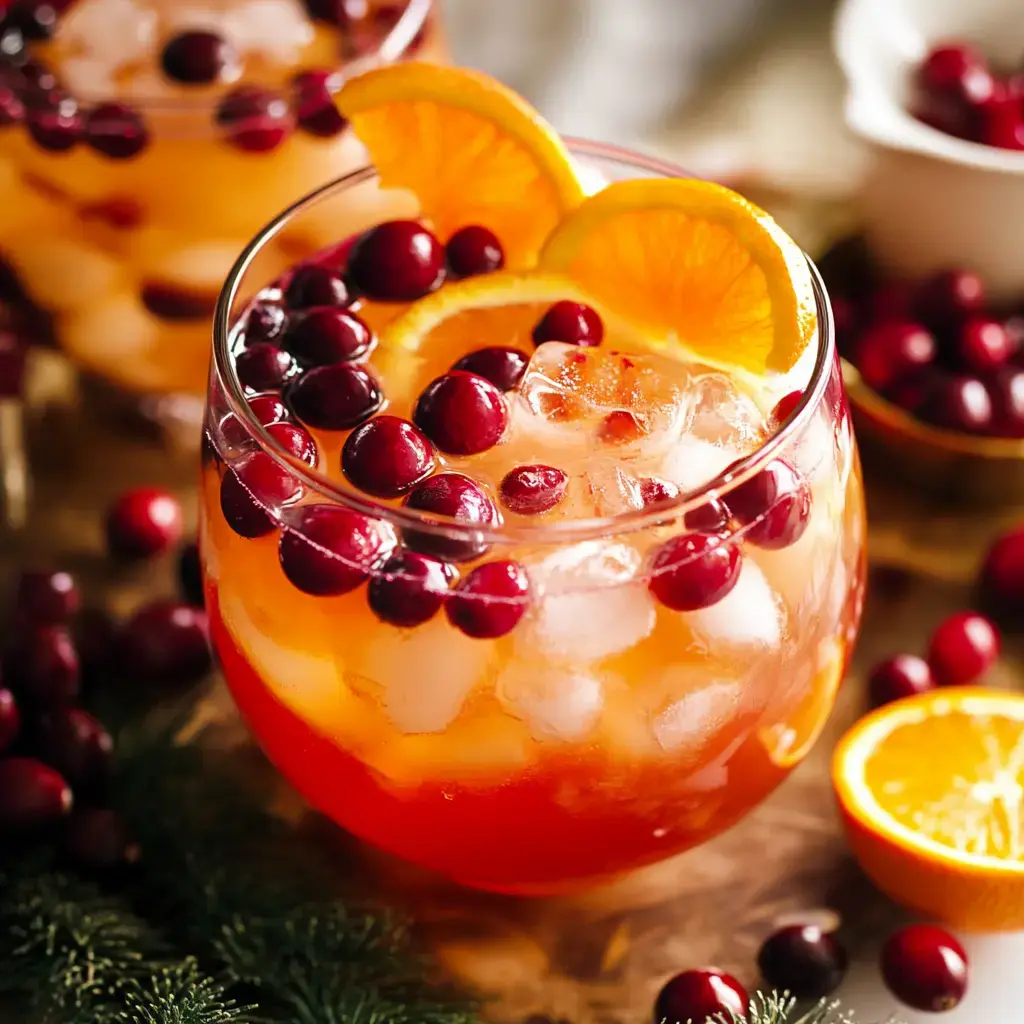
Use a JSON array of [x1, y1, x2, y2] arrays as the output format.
[[833, 688, 1024, 932], [537, 179, 817, 375], [335, 63, 585, 268]]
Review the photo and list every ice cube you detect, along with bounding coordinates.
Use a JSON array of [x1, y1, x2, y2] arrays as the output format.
[[224, 0, 314, 61], [659, 435, 741, 494], [688, 372, 767, 447], [584, 460, 644, 516], [652, 680, 742, 756], [60, 0, 159, 71], [686, 559, 783, 650], [498, 662, 605, 741]]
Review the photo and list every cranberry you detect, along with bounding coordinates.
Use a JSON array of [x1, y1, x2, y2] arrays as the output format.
[[772, 390, 803, 426], [284, 264, 350, 310], [235, 343, 296, 393], [266, 421, 318, 467], [914, 269, 986, 329], [347, 220, 445, 301], [868, 281, 915, 324], [0, 687, 20, 752], [653, 970, 748, 1024], [403, 472, 498, 561], [142, 281, 217, 321], [5, 625, 79, 705], [14, 568, 79, 624], [342, 415, 434, 498], [105, 486, 183, 560], [956, 316, 1012, 373], [283, 307, 373, 366], [177, 541, 203, 606], [244, 300, 288, 344], [26, 89, 81, 151], [288, 363, 382, 430], [532, 300, 604, 347], [880, 925, 967, 1012], [980, 90, 1024, 150], [446, 560, 529, 639], [64, 807, 140, 872], [927, 610, 1000, 686], [413, 371, 507, 455], [921, 373, 993, 433], [451, 346, 529, 391], [598, 409, 644, 445], [445, 225, 504, 277], [278, 504, 391, 596], [0, 757, 72, 829], [116, 600, 211, 687], [885, 369, 937, 417], [639, 477, 681, 509], [724, 460, 810, 550], [37, 706, 112, 794], [648, 532, 741, 611], [83, 101, 148, 159], [980, 526, 1024, 619], [919, 44, 990, 100], [0, 83, 24, 124], [247, 392, 290, 427], [684, 498, 731, 534], [854, 320, 936, 392], [987, 368, 1024, 437], [869, 654, 935, 706], [161, 29, 234, 84], [216, 85, 293, 153], [757, 925, 848, 1000], [292, 68, 346, 137], [220, 452, 301, 538], [368, 551, 452, 627], [499, 465, 568, 515]]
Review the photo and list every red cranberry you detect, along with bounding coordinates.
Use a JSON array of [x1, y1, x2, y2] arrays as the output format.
[[854, 320, 936, 392], [921, 373, 993, 433], [5, 625, 79, 705], [880, 925, 967, 1012], [235, 342, 296, 393], [885, 369, 937, 417], [116, 600, 211, 687], [869, 281, 916, 324], [0, 757, 72, 830], [451, 346, 529, 392], [0, 83, 24, 125], [499, 465, 568, 515], [220, 452, 301, 538], [772, 390, 803, 426], [266, 421, 318, 467], [413, 371, 507, 455], [724, 460, 810, 550], [284, 264, 350, 310], [216, 85, 293, 153], [283, 307, 373, 366], [288, 363, 382, 430], [919, 44, 990, 100], [403, 472, 498, 561], [106, 486, 183, 560], [445, 225, 504, 277], [368, 551, 452, 627], [684, 498, 732, 534], [648, 532, 741, 611], [914, 269, 986, 329], [956, 316, 1012, 373], [26, 89, 82, 151], [598, 409, 644, 445], [653, 970, 748, 1024], [532, 300, 604, 347], [980, 526, 1024, 619], [292, 68, 346, 137], [640, 476, 681, 509], [142, 281, 217, 321], [177, 541, 203, 606], [869, 654, 936, 706], [980, 90, 1024, 150], [278, 504, 392, 596], [0, 687, 20, 752], [64, 807, 140, 872], [244, 301, 288, 344], [247, 392, 290, 427], [342, 415, 434, 498], [37, 706, 112, 794], [83, 101, 148, 159], [927, 610, 1000, 686], [987, 368, 1024, 437], [347, 220, 445, 301], [757, 924, 848, 1001], [446, 559, 529, 639], [15, 568, 79, 624], [161, 29, 234, 84]]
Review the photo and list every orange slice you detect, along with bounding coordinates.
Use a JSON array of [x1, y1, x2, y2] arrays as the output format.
[[833, 688, 1024, 932], [537, 178, 817, 375], [335, 63, 586, 268]]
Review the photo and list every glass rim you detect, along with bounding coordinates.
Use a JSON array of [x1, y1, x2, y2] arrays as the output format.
[[211, 137, 836, 546]]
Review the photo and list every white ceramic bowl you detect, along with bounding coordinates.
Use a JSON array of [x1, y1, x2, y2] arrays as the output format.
[[834, 0, 1024, 300]]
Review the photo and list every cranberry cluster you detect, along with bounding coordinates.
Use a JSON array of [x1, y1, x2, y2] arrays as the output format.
[[0, 485, 210, 868], [913, 42, 1024, 150]]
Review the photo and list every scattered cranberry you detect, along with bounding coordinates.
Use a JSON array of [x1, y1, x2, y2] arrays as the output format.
[[988, 368, 1024, 437], [413, 371, 507, 455], [266, 422, 317, 467], [26, 90, 82, 151], [445, 225, 504, 277], [980, 526, 1024, 620], [980, 91, 1024, 150], [499, 465, 568, 515], [0, 757, 72, 830], [342, 415, 434, 498], [915, 269, 986, 328], [403, 472, 498, 561], [868, 654, 936, 706], [216, 85, 293, 153], [116, 600, 211, 687], [37, 706, 113, 794], [105, 487, 183, 561], [15, 568, 79, 624], [346, 220, 445, 301], [247, 393, 290, 427], [955, 316, 1012, 373], [757, 924, 848, 1000], [684, 498, 732, 534], [854, 320, 936, 392], [292, 68, 346, 137], [446, 560, 529, 639], [178, 541, 203, 607], [0, 687, 19, 752], [83, 101, 148, 159], [244, 301, 288, 345], [451, 346, 529, 392], [653, 970, 748, 1024], [532, 300, 604, 347], [368, 551, 452, 627], [219, 452, 301, 538], [598, 409, 644, 445], [927, 610, 1000, 686], [640, 477, 681, 509], [5, 625, 79, 705], [64, 807, 140, 872], [283, 307, 373, 366], [284, 264, 350, 310], [648, 532, 741, 611], [880, 925, 967, 1012], [288, 363, 382, 430], [920, 374, 993, 433], [235, 342, 297, 393], [724, 460, 811, 550], [161, 29, 234, 84], [772, 390, 804, 426]]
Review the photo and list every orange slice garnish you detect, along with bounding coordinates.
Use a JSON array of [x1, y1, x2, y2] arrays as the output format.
[[537, 178, 817, 375], [833, 687, 1024, 932], [335, 63, 586, 268]]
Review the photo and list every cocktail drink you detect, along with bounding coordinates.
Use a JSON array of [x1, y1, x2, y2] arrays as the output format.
[[200, 64, 866, 894]]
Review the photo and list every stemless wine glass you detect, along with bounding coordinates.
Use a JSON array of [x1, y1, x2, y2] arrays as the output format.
[[200, 142, 866, 896]]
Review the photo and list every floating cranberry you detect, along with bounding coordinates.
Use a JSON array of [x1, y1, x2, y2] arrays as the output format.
[[244, 301, 288, 344], [177, 541, 203, 607], [921, 373, 993, 433], [216, 85, 293, 153], [64, 807, 140, 872], [5, 625, 79, 705], [980, 91, 1024, 150], [445, 225, 504, 277], [288, 363, 382, 430], [106, 486, 183, 560], [84, 101, 148, 159], [0, 687, 19, 752], [927, 610, 1000, 686], [292, 68, 346, 137], [283, 307, 373, 366], [980, 526, 1024, 620], [880, 925, 967, 1012], [267, 422, 318, 467], [161, 29, 234, 84], [724, 460, 810, 550], [914, 269, 986, 328], [403, 472, 498, 561], [342, 415, 434, 498], [284, 264, 350, 310], [772, 390, 804, 426], [368, 551, 452, 627], [413, 371, 507, 455], [653, 970, 748, 1024], [15, 568, 79, 625], [0, 84, 24, 125], [346, 220, 446, 302], [235, 342, 297, 392], [854, 320, 936, 392], [0, 757, 72, 830], [640, 477, 681, 509], [499, 465, 567, 515], [956, 316, 1012, 373], [26, 89, 82, 151], [868, 654, 936, 706], [446, 559, 529, 639], [987, 368, 1024, 437], [648, 532, 741, 611], [451, 346, 529, 392], [220, 452, 300, 538], [598, 409, 644, 445], [532, 300, 604, 347], [116, 600, 211, 687], [684, 498, 731, 534], [37, 706, 112, 794], [757, 925, 848, 1000], [247, 392, 290, 427]]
